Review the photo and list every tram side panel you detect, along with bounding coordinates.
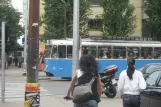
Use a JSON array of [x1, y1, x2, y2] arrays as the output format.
[[44, 59, 161, 78]]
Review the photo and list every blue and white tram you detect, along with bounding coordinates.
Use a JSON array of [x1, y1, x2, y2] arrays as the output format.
[[44, 38, 161, 78]]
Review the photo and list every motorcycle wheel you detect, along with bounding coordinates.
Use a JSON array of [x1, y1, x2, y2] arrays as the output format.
[[104, 85, 117, 98]]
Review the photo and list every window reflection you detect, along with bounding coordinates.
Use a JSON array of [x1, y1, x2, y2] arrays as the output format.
[[146, 71, 161, 86], [141, 47, 153, 59], [98, 46, 111, 59], [58, 46, 66, 58], [82, 46, 97, 58], [127, 47, 139, 59], [67, 46, 72, 59], [45, 45, 52, 58], [154, 48, 161, 59], [51, 45, 58, 58], [113, 47, 126, 59]]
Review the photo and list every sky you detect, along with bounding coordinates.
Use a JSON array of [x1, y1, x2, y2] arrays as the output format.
[[12, 0, 23, 11], [12, 0, 24, 45]]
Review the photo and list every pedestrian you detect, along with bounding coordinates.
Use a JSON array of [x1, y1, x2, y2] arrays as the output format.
[[14, 56, 18, 67], [64, 55, 102, 107], [118, 57, 147, 107], [18, 56, 23, 68]]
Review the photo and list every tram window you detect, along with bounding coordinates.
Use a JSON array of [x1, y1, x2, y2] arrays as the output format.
[[154, 48, 161, 59], [82, 46, 97, 58], [113, 47, 126, 59], [51, 45, 58, 58], [127, 47, 139, 59], [141, 47, 153, 59], [67, 46, 72, 59], [82, 46, 88, 55], [58, 45, 66, 58], [45, 45, 52, 58], [98, 46, 111, 59]]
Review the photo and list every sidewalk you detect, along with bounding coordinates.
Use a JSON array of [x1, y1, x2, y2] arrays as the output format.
[[0, 96, 122, 107], [0, 65, 49, 80]]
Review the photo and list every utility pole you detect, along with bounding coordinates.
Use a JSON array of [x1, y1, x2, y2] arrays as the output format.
[[72, 0, 80, 76], [24, 0, 40, 106], [1, 22, 5, 103]]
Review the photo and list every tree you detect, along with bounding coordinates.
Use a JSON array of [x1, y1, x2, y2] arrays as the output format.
[[40, 0, 91, 42], [144, 0, 161, 40], [0, 0, 23, 54], [100, 0, 136, 36]]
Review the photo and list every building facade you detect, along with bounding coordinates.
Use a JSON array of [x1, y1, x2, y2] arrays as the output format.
[[39, 0, 142, 49]]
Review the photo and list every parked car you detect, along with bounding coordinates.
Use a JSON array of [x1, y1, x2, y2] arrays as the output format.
[[137, 63, 161, 78], [141, 67, 161, 107]]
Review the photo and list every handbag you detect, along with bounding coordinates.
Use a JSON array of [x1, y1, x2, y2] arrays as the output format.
[[72, 77, 95, 104]]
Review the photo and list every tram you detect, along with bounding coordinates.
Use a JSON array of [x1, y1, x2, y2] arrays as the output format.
[[43, 37, 161, 78]]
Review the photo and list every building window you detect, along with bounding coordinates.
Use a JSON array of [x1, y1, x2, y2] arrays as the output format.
[[91, 0, 100, 5], [88, 19, 102, 30]]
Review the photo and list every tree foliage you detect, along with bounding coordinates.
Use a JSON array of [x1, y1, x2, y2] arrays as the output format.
[[100, 0, 136, 36], [40, 0, 91, 42], [144, 0, 161, 40], [0, 0, 23, 54]]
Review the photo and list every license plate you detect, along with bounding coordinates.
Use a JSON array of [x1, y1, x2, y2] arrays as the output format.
[[112, 79, 117, 85]]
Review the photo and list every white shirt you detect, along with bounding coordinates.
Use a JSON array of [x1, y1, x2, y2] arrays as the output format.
[[76, 69, 83, 78], [118, 70, 146, 95]]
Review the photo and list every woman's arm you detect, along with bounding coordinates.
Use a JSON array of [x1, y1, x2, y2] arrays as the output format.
[[97, 74, 102, 97], [66, 71, 78, 97], [139, 72, 147, 90]]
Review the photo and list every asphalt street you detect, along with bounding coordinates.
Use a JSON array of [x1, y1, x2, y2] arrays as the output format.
[[0, 65, 122, 107]]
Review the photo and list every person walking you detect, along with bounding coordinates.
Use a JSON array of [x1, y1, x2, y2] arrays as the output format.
[[64, 55, 102, 107], [14, 56, 18, 67], [18, 56, 23, 68], [118, 57, 147, 107]]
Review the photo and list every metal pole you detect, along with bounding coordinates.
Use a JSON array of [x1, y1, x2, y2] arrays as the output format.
[[72, 0, 79, 76], [23, 0, 28, 76], [64, 3, 67, 39], [1, 22, 5, 103]]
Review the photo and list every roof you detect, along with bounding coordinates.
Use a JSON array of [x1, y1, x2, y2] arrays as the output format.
[[46, 39, 161, 48]]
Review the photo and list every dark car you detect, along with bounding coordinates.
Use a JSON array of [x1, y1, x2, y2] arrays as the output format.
[[141, 67, 161, 107], [138, 63, 161, 78]]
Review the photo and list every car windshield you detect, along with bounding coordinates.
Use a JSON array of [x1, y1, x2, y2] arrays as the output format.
[[145, 65, 161, 73]]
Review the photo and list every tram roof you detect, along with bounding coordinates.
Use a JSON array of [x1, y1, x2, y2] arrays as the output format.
[[46, 38, 161, 47]]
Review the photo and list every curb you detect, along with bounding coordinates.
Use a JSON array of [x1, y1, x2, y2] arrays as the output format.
[[38, 77, 50, 80]]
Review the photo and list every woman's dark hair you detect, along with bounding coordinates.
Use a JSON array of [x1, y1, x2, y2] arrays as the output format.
[[80, 54, 99, 76], [126, 57, 135, 80]]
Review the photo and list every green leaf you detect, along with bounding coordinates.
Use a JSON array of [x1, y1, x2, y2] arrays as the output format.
[[100, 0, 136, 36], [0, 0, 23, 54], [40, 0, 91, 42], [144, 0, 161, 40]]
